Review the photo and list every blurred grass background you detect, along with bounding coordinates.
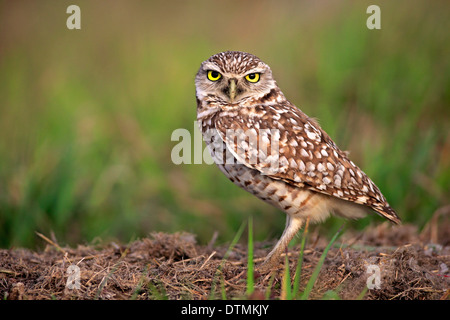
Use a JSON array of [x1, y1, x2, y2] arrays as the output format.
[[0, 0, 448, 248]]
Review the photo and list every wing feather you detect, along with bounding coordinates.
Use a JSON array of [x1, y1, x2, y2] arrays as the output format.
[[214, 103, 400, 224]]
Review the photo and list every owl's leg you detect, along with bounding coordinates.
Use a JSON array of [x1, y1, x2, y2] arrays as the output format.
[[259, 215, 303, 272]]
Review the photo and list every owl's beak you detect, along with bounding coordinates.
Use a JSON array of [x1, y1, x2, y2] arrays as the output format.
[[229, 79, 237, 103]]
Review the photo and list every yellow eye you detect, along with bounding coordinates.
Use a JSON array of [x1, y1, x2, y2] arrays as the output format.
[[245, 73, 260, 83], [207, 70, 222, 81]]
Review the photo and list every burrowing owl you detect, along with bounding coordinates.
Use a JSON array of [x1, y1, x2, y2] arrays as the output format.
[[195, 51, 400, 270]]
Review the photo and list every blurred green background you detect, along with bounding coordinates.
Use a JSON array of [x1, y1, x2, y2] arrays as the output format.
[[0, 0, 448, 248]]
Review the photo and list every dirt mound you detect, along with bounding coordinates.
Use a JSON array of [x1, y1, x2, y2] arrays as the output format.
[[1, 224, 449, 300]]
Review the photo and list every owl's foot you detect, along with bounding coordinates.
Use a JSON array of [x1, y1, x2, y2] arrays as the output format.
[[256, 216, 303, 274], [257, 256, 282, 274]]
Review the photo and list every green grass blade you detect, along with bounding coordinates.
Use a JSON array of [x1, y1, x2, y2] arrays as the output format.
[[220, 273, 227, 300], [264, 273, 276, 300], [321, 290, 341, 300], [130, 264, 150, 300], [281, 253, 292, 300], [224, 220, 247, 261], [293, 218, 309, 298], [209, 220, 247, 300], [300, 223, 345, 300], [147, 279, 168, 300], [356, 286, 369, 300], [246, 216, 254, 296]]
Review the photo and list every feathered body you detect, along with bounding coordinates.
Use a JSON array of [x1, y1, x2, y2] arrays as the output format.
[[195, 51, 400, 269]]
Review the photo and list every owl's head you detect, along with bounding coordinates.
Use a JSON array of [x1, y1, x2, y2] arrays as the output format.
[[195, 51, 277, 104]]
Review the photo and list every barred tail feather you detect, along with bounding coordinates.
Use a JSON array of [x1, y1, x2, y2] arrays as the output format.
[[372, 204, 401, 224]]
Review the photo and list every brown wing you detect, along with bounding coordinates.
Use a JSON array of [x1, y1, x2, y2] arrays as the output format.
[[214, 102, 400, 224]]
